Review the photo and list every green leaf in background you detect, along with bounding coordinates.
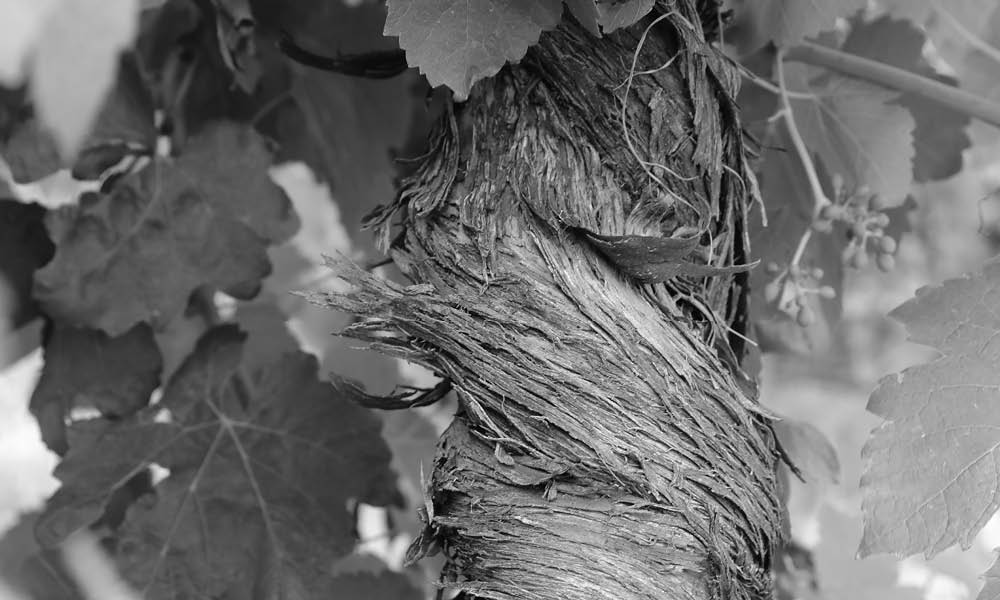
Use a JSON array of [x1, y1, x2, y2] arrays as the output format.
[[30, 323, 161, 455], [884, 0, 1000, 106], [250, 0, 425, 256], [0, 199, 53, 328], [727, 0, 866, 53], [36, 325, 403, 598], [384, 0, 563, 99], [773, 418, 840, 485], [34, 122, 298, 334], [861, 257, 1000, 559], [749, 128, 843, 354], [564, 0, 655, 35], [0, 85, 63, 183], [840, 16, 971, 183], [784, 62, 915, 205]]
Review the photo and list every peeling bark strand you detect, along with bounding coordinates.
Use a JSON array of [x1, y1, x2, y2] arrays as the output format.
[[309, 2, 783, 598]]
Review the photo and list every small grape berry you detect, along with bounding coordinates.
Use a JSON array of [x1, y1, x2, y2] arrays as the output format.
[[878, 236, 897, 254], [876, 253, 895, 272], [849, 251, 869, 269], [764, 280, 782, 303]]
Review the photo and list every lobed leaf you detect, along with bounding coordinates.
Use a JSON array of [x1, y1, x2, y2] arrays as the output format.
[[861, 257, 1000, 558], [33, 122, 299, 334], [31, 323, 162, 455], [384, 0, 563, 99], [729, 0, 866, 53], [36, 325, 402, 598], [785, 63, 915, 205], [564, 0, 655, 34], [841, 16, 970, 183]]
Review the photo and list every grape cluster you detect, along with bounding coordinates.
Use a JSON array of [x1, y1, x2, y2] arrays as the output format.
[[762, 183, 900, 328], [812, 187, 898, 272], [762, 262, 835, 327]]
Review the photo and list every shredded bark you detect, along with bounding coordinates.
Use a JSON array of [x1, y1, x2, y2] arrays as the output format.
[[307, 2, 784, 598]]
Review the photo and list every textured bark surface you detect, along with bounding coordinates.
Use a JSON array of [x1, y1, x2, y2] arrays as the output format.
[[309, 2, 784, 598]]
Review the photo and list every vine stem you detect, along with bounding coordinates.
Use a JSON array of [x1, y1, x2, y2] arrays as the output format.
[[774, 47, 828, 269], [785, 40, 1000, 129], [774, 48, 829, 214], [931, 1, 1000, 68], [789, 228, 813, 268]]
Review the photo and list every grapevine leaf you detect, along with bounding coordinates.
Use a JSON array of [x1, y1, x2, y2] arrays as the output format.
[[71, 53, 158, 180], [564, 0, 656, 34], [282, 72, 416, 244], [36, 325, 402, 598], [252, 0, 423, 253], [563, 0, 601, 35], [236, 301, 300, 371], [137, 0, 293, 140], [30, 323, 161, 455], [773, 418, 840, 484], [860, 257, 1000, 558], [750, 128, 842, 354], [0, 199, 54, 328], [34, 122, 299, 334], [980, 552, 1000, 600], [841, 16, 970, 183], [31, 0, 141, 158], [384, 0, 563, 99], [879, 0, 933, 22], [787, 63, 915, 204], [593, 0, 655, 32], [0, 93, 63, 183], [728, 0, 866, 53], [4, 126, 62, 183], [0, 512, 81, 600], [209, 0, 261, 93]]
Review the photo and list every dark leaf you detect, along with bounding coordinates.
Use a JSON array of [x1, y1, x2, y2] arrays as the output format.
[[727, 0, 866, 53], [34, 122, 298, 334], [0, 86, 63, 182], [842, 16, 971, 183], [564, 0, 656, 35], [251, 0, 425, 254], [0, 199, 54, 328], [773, 418, 840, 484], [71, 54, 158, 181], [31, 323, 162, 454], [0, 512, 81, 600], [37, 325, 401, 598]]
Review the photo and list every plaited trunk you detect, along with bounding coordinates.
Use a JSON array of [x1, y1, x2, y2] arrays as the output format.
[[309, 2, 785, 598]]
